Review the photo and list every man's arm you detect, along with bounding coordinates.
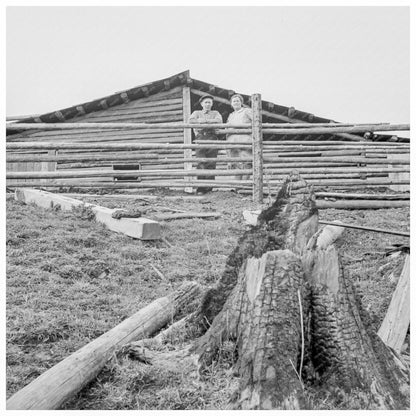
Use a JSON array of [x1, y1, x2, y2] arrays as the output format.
[[206, 111, 223, 124], [189, 111, 202, 124]]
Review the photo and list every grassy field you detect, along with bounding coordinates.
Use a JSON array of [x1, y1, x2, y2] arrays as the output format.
[[6, 189, 409, 409]]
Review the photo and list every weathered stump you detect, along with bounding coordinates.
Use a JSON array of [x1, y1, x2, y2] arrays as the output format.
[[125, 172, 409, 410]]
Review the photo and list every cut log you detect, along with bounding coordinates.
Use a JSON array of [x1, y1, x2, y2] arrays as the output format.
[[15, 188, 160, 240], [315, 192, 410, 200], [377, 254, 410, 352], [316, 199, 410, 209], [6, 282, 201, 410]]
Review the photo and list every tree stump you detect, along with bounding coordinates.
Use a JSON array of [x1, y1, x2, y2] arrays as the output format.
[[124, 172, 409, 410]]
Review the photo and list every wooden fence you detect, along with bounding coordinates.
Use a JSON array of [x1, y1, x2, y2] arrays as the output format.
[[6, 94, 410, 204]]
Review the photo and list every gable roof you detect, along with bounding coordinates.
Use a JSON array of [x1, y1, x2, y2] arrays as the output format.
[[9, 70, 406, 142]]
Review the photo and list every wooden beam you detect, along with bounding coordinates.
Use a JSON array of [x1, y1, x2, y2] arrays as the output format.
[[6, 166, 410, 180], [182, 86, 194, 193], [316, 200, 410, 210], [315, 192, 410, 200], [6, 121, 410, 133], [377, 255, 410, 352], [6, 281, 201, 410], [14, 188, 160, 240], [252, 93, 263, 205]]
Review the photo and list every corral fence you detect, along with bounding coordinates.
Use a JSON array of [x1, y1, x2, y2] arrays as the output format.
[[6, 94, 410, 204]]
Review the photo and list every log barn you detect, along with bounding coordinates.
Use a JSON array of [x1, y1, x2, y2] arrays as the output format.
[[6, 70, 409, 191]]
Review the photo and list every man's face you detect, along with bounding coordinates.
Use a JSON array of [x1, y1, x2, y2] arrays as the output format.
[[231, 97, 243, 111], [201, 98, 213, 111]]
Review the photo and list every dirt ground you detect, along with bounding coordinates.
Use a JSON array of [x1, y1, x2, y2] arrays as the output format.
[[6, 188, 410, 409]]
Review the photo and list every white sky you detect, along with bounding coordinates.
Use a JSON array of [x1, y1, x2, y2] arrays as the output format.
[[6, 5, 410, 127]]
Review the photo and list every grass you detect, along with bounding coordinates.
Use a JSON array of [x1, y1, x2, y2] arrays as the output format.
[[6, 189, 410, 409]]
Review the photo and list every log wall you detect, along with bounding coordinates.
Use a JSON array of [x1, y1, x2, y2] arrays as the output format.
[[7, 87, 185, 184]]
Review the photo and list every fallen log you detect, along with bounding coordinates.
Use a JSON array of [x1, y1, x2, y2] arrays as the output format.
[[377, 254, 410, 352], [316, 200, 410, 210], [6, 281, 201, 410], [315, 192, 410, 200]]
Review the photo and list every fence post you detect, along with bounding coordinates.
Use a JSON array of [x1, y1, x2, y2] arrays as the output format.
[[251, 94, 263, 204], [182, 86, 193, 193]]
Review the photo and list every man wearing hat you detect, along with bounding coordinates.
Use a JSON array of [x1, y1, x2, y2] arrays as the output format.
[[226, 94, 253, 181], [189, 95, 223, 194]]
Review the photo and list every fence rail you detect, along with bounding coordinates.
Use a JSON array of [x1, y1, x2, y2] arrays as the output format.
[[6, 93, 410, 204]]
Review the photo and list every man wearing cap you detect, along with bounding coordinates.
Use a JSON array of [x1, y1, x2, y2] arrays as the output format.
[[226, 94, 253, 181], [189, 95, 223, 194]]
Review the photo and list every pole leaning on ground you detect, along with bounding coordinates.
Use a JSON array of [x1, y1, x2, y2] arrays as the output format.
[[251, 94, 263, 204]]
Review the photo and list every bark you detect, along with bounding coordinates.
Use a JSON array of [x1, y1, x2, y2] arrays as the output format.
[[303, 231, 409, 409]]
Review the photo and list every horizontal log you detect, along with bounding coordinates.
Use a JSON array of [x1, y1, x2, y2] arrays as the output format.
[[315, 192, 409, 200], [6, 181, 251, 189], [7, 153, 409, 166], [6, 142, 410, 153], [11, 128, 183, 140], [200, 140, 409, 147], [7, 153, 164, 163], [15, 188, 161, 240], [316, 200, 410, 210], [60, 193, 207, 200], [6, 176, 410, 191], [9, 131, 184, 142], [80, 109, 184, 122], [6, 281, 200, 410], [83, 101, 183, 117], [6, 142, 252, 150], [6, 165, 410, 180], [6, 121, 410, 132], [261, 124, 409, 134]]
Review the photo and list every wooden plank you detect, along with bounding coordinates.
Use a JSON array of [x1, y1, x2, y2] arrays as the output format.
[[15, 188, 160, 240], [6, 281, 200, 410], [377, 255, 410, 351]]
